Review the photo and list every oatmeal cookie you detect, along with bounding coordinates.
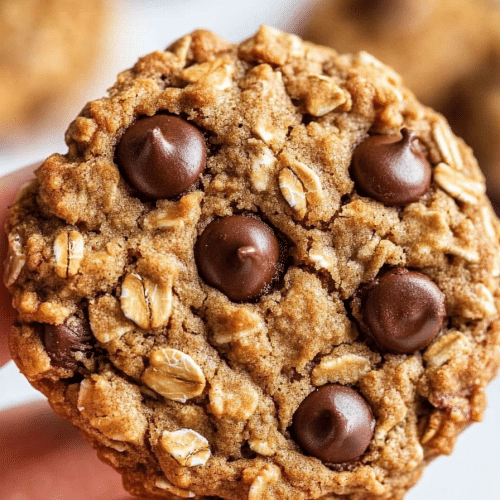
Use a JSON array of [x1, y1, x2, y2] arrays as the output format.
[[6, 27, 500, 500], [0, 0, 105, 134]]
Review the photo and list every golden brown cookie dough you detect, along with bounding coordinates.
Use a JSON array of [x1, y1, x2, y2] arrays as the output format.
[[0, 0, 105, 134], [6, 27, 500, 500], [303, 0, 500, 209]]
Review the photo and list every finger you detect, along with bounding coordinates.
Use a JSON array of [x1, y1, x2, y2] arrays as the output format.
[[0, 400, 130, 500], [0, 163, 40, 366]]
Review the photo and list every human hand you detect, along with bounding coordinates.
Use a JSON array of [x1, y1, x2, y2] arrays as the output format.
[[0, 164, 133, 500]]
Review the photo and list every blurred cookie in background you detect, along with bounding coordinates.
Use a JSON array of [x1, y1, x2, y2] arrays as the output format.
[[0, 0, 106, 137], [304, 0, 498, 108], [303, 0, 500, 209], [440, 37, 500, 212]]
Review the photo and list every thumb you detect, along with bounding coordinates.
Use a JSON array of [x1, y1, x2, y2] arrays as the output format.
[[0, 163, 40, 366], [0, 401, 129, 500]]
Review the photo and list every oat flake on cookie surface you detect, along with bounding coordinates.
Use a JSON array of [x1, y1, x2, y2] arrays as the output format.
[[6, 26, 500, 500]]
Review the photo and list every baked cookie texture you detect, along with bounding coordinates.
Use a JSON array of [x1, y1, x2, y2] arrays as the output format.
[[6, 26, 500, 500], [303, 0, 500, 209], [0, 0, 105, 134]]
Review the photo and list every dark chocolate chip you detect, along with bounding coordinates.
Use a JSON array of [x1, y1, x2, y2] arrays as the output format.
[[42, 317, 93, 370], [363, 268, 446, 354], [292, 385, 375, 464], [195, 216, 279, 302], [116, 114, 206, 200], [350, 128, 432, 206]]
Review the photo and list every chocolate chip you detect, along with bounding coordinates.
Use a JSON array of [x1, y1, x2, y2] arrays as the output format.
[[350, 128, 431, 206], [292, 385, 375, 464], [42, 317, 93, 370], [363, 268, 446, 354], [116, 114, 206, 200], [195, 216, 280, 302]]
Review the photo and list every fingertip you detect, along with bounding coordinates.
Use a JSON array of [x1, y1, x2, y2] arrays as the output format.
[[0, 163, 41, 366], [0, 401, 128, 500]]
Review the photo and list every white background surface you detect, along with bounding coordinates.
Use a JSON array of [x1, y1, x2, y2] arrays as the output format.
[[1, 1, 499, 499]]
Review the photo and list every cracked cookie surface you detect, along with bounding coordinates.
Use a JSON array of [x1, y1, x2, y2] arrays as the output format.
[[6, 26, 500, 500]]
